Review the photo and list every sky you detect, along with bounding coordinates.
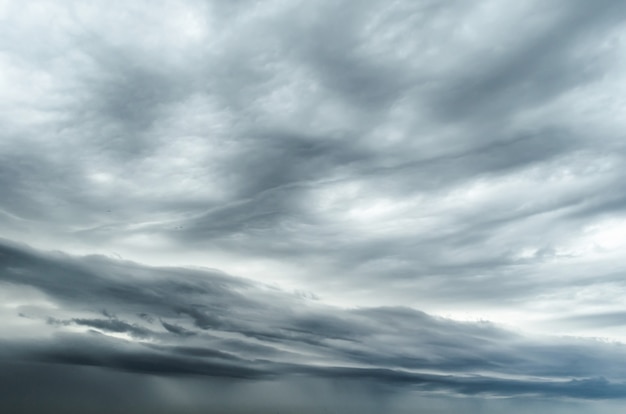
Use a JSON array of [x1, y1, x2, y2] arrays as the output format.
[[1, 0, 626, 412]]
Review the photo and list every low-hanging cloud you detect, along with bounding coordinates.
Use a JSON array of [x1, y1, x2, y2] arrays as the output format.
[[3, 239, 626, 404], [3, 0, 626, 412]]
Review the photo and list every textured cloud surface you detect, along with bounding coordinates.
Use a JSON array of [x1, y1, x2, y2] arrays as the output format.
[[2, 0, 626, 412], [3, 239, 626, 412]]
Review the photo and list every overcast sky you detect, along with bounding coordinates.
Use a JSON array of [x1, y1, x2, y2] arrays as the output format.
[[2, 0, 626, 412]]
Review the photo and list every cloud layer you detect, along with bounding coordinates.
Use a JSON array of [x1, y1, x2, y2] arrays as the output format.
[[3, 239, 626, 409], [2, 0, 626, 412]]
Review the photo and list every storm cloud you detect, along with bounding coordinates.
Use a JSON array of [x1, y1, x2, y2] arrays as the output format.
[[3, 239, 626, 410], [2, 0, 626, 412]]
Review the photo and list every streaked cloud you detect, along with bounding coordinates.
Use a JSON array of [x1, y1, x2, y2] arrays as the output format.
[[2, 0, 626, 412]]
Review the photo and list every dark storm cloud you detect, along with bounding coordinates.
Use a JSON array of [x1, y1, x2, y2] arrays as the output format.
[[3, 239, 626, 401], [160, 319, 196, 336], [3, 0, 626, 411]]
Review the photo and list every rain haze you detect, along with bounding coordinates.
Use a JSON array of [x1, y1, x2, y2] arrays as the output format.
[[2, 0, 626, 412]]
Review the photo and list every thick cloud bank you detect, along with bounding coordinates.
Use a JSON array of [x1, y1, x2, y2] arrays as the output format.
[[2, 0, 626, 412], [2, 239, 626, 412]]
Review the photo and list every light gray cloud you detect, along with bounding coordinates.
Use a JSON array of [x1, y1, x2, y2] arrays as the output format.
[[2, 0, 626, 411]]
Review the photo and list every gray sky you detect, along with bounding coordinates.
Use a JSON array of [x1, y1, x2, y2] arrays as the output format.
[[2, 0, 626, 412]]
